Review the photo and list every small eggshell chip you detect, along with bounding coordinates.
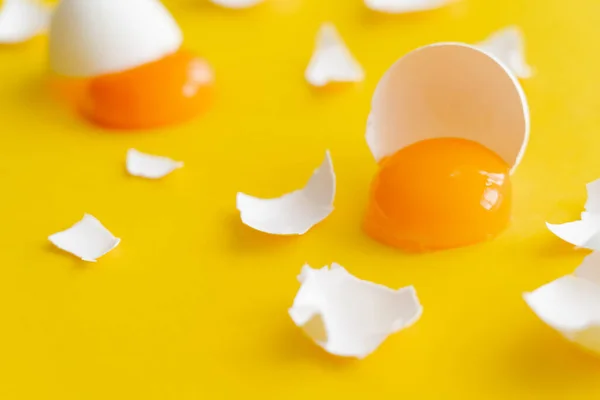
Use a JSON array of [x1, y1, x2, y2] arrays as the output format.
[[236, 151, 335, 235], [126, 149, 184, 179], [305, 23, 364, 87], [366, 43, 529, 173], [364, 0, 450, 13], [524, 252, 600, 355], [289, 263, 422, 358], [0, 0, 51, 43], [209, 0, 263, 9], [476, 26, 533, 79], [547, 179, 600, 250], [49, 0, 182, 77], [48, 214, 120, 262]]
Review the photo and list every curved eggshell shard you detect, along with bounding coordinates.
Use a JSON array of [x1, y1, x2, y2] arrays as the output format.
[[209, 0, 264, 8], [236, 151, 335, 235], [364, 0, 450, 14], [547, 179, 600, 250], [0, 0, 51, 44], [126, 149, 184, 179], [48, 214, 120, 262], [305, 23, 364, 87], [49, 0, 182, 77], [524, 276, 600, 354], [546, 217, 600, 251], [366, 43, 529, 173], [289, 263, 422, 359], [575, 252, 600, 285], [524, 252, 600, 355]]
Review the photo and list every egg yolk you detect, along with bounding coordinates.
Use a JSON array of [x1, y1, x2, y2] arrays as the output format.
[[79, 50, 214, 129], [364, 138, 512, 252]]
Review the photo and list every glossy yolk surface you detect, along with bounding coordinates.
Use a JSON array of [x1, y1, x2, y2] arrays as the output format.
[[79, 50, 214, 130], [364, 138, 512, 252]]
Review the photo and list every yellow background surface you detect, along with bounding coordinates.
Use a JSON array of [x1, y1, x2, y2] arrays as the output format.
[[1, 0, 600, 398]]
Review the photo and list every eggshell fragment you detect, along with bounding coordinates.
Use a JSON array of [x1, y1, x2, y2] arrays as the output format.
[[524, 252, 600, 355], [48, 214, 120, 262], [575, 251, 600, 285], [0, 0, 51, 43], [547, 179, 600, 250], [305, 23, 364, 87], [476, 26, 533, 79], [364, 0, 450, 14], [209, 0, 263, 9], [126, 149, 184, 179], [366, 43, 529, 173], [236, 151, 335, 235], [49, 0, 182, 77], [289, 263, 422, 358]]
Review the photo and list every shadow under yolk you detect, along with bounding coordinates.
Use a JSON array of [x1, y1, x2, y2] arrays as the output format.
[[78, 50, 214, 130], [364, 138, 512, 252]]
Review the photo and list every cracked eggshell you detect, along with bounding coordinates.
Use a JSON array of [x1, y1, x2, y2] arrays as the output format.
[[0, 0, 51, 44], [289, 263, 422, 358], [524, 252, 600, 355], [49, 0, 182, 77], [547, 179, 600, 250], [126, 149, 183, 179], [305, 23, 364, 87], [366, 43, 529, 173], [209, 0, 264, 8], [365, 0, 451, 14], [48, 214, 120, 262], [236, 151, 335, 235]]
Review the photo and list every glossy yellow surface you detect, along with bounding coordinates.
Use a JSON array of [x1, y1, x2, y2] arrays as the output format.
[[1, 0, 600, 398]]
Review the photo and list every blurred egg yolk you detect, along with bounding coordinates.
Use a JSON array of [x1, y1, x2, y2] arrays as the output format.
[[364, 138, 512, 252], [79, 50, 214, 129]]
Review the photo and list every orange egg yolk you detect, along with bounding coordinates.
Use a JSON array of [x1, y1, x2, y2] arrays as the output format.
[[78, 50, 214, 129], [364, 138, 512, 252]]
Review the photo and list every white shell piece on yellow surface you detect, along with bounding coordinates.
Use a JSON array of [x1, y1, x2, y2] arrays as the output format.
[[289, 263, 422, 359], [575, 251, 600, 285], [524, 252, 600, 355], [126, 149, 184, 179], [209, 0, 263, 9], [547, 179, 600, 250], [366, 43, 529, 173], [0, 0, 51, 43], [476, 26, 533, 79], [49, 0, 182, 77], [48, 214, 120, 262], [236, 151, 335, 235], [364, 0, 450, 14], [305, 23, 364, 87]]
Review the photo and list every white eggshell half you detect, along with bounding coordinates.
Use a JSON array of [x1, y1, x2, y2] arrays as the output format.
[[126, 149, 184, 179], [236, 151, 335, 235], [209, 0, 263, 9], [0, 0, 51, 43], [547, 179, 600, 250], [289, 263, 422, 359], [524, 252, 600, 355], [48, 214, 120, 262], [305, 23, 364, 87], [476, 26, 533, 79], [365, 0, 450, 14], [49, 0, 182, 77], [366, 43, 529, 173]]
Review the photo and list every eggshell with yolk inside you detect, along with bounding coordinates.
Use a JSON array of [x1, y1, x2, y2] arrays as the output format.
[[366, 43, 529, 173]]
